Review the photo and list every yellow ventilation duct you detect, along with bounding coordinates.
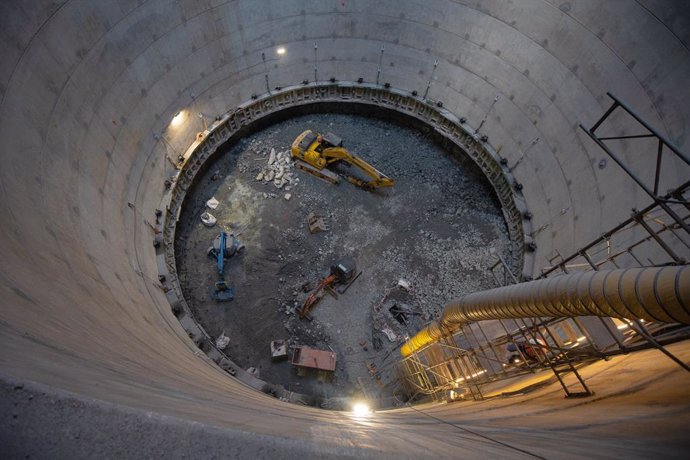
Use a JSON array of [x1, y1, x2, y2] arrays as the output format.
[[401, 267, 690, 357]]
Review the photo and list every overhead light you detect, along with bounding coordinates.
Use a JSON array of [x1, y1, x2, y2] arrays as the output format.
[[576, 336, 587, 342], [469, 370, 487, 378], [351, 402, 371, 416], [276, 47, 286, 55], [170, 111, 185, 127]]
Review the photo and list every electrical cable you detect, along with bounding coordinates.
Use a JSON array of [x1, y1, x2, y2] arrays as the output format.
[[407, 404, 546, 459]]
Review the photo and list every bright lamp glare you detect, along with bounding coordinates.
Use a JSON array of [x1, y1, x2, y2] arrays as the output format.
[[352, 402, 371, 416], [276, 47, 286, 55], [170, 111, 185, 127]]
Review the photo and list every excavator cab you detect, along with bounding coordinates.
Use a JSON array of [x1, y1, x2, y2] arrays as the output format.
[[330, 258, 356, 284], [296, 130, 319, 152], [292, 130, 328, 171]]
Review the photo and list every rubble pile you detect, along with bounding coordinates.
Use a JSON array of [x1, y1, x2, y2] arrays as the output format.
[[255, 147, 299, 200], [381, 213, 507, 317]]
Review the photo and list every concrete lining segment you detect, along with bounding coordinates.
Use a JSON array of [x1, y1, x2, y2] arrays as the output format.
[[3, 343, 690, 458], [1, 0, 689, 456]]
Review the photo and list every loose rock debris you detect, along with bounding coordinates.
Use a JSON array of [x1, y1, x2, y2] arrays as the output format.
[[200, 211, 217, 227], [175, 113, 512, 404], [255, 147, 299, 193], [216, 332, 230, 349], [206, 196, 220, 209]]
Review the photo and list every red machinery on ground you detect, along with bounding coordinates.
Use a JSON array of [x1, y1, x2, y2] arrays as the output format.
[[298, 258, 360, 320]]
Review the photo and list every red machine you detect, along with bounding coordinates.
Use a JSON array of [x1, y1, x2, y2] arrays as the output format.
[[298, 258, 360, 320]]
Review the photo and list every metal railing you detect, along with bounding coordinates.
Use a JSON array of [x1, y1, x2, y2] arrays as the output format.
[[398, 93, 690, 402]]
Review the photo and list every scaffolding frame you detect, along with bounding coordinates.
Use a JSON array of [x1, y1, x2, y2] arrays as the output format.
[[398, 93, 690, 402]]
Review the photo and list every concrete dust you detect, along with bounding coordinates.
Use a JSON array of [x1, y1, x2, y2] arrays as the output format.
[[175, 113, 511, 404]]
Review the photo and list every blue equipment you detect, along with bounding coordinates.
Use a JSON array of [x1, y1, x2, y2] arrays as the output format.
[[207, 231, 243, 302]]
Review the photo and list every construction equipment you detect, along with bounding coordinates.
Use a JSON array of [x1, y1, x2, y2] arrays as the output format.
[[207, 231, 244, 302], [307, 211, 329, 233], [299, 258, 361, 320], [290, 130, 394, 190], [270, 340, 288, 361], [291, 346, 337, 379]]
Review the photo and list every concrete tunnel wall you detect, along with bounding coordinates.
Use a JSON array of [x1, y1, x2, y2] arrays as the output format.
[[0, 0, 689, 457]]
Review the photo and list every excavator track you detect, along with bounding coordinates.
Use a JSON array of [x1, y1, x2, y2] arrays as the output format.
[[294, 159, 341, 185]]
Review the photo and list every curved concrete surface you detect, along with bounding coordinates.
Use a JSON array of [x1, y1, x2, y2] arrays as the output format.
[[1, 1, 689, 457]]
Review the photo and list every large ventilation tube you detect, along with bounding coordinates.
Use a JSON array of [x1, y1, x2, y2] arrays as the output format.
[[401, 266, 690, 357]]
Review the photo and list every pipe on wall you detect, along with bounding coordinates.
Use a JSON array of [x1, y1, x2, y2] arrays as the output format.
[[401, 266, 690, 357]]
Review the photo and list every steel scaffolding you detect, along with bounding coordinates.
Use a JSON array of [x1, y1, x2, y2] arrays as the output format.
[[398, 93, 690, 402]]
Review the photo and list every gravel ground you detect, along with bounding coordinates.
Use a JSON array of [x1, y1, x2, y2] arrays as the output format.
[[175, 113, 511, 404]]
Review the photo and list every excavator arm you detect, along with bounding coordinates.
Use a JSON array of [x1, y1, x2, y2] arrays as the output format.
[[322, 147, 394, 189], [299, 274, 335, 319]]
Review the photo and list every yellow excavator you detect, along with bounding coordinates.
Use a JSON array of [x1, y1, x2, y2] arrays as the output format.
[[290, 130, 394, 190]]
